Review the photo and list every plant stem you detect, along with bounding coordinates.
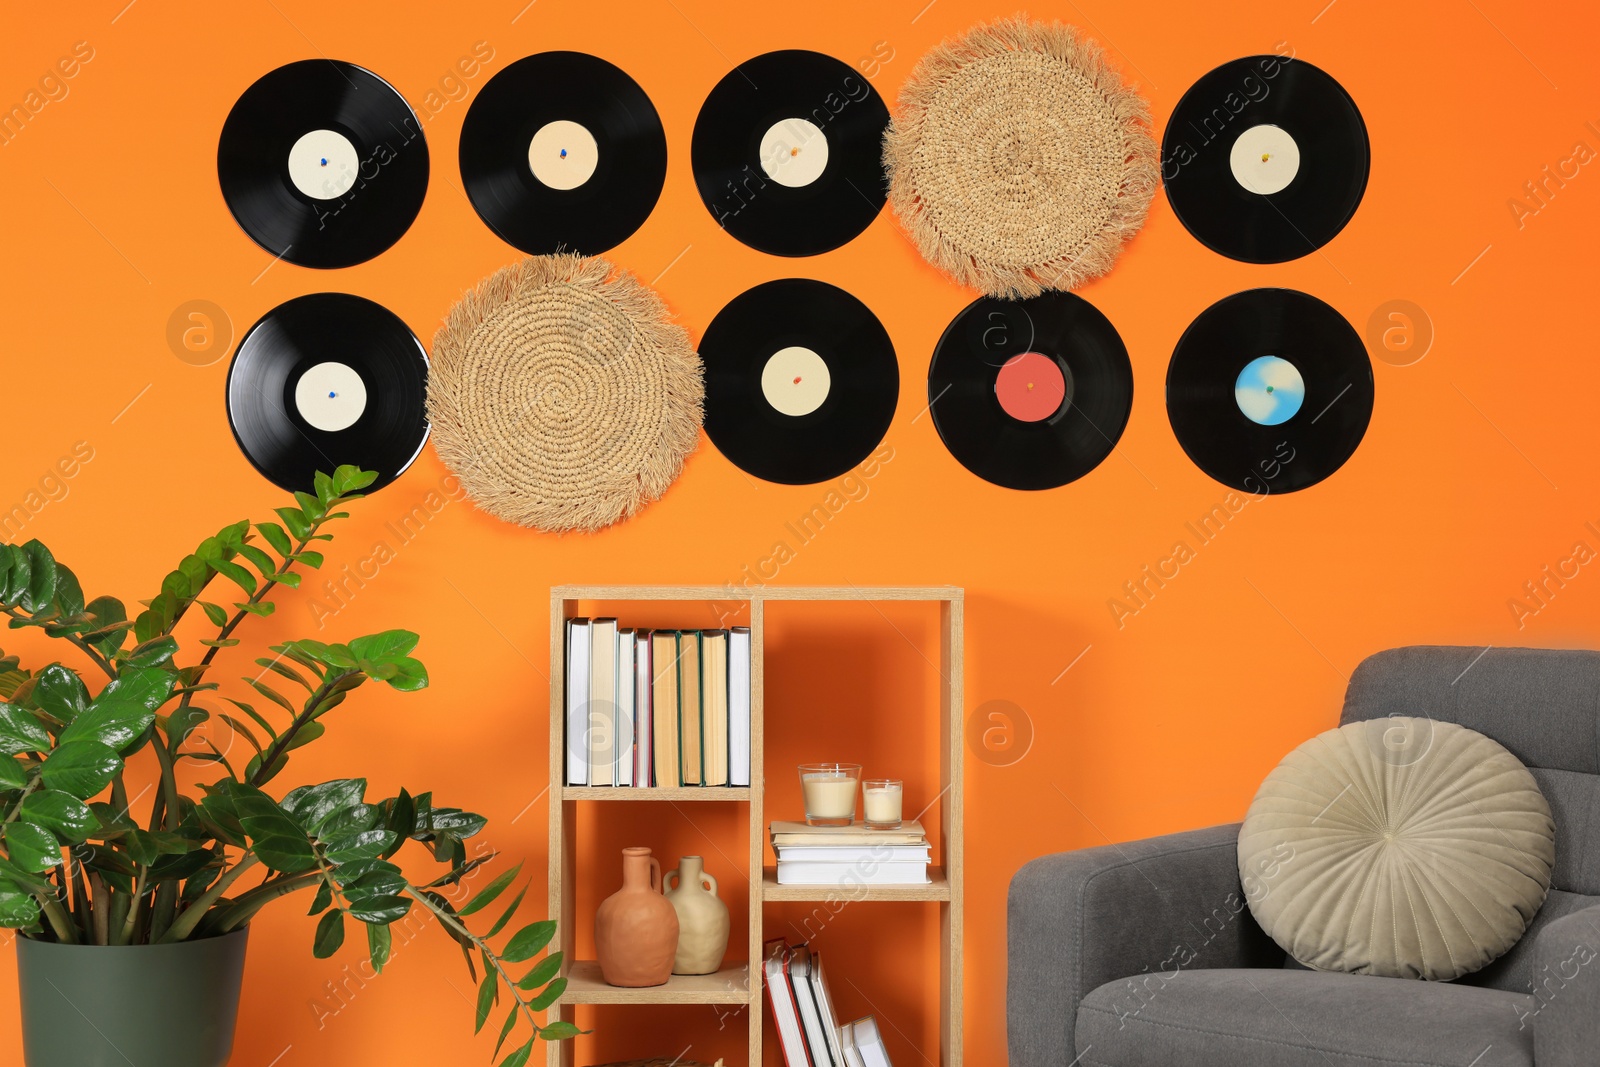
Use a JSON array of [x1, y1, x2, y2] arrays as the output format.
[[210, 869, 321, 933], [404, 883, 548, 1039], [246, 670, 355, 788], [114, 867, 148, 945], [149, 734, 182, 831], [4, 776, 41, 823], [31, 889, 75, 943], [158, 853, 259, 943]]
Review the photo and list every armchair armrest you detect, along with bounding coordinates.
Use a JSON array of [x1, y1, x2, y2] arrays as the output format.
[[1006, 823, 1284, 1067], [1532, 902, 1600, 1067]]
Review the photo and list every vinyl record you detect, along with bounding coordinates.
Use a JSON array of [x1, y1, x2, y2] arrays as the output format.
[[929, 292, 1134, 491], [227, 293, 429, 494], [691, 50, 889, 256], [218, 60, 429, 269], [1167, 288, 1372, 493], [702, 279, 897, 484], [1162, 56, 1369, 263], [460, 52, 666, 255]]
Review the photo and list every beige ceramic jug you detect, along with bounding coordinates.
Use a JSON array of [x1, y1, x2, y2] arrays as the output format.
[[663, 855, 730, 975]]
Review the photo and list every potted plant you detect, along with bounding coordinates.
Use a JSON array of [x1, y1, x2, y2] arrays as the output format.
[[0, 466, 574, 1066]]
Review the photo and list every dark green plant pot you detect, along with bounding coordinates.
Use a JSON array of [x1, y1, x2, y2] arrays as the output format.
[[16, 928, 249, 1067]]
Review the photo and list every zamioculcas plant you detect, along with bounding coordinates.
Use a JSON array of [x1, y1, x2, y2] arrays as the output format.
[[0, 466, 576, 1065]]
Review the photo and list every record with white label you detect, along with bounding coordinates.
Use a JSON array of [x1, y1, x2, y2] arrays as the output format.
[[218, 60, 429, 269], [460, 52, 666, 255], [701, 279, 897, 484], [1167, 288, 1372, 493], [1162, 56, 1369, 263], [928, 292, 1133, 490], [227, 294, 429, 493], [691, 50, 889, 256]]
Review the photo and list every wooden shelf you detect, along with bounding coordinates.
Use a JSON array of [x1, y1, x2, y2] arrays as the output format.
[[558, 960, 751, 1004], [548, 585, 964, 1067], [561, 786, 751, 802], [761, 866, 950, 902]]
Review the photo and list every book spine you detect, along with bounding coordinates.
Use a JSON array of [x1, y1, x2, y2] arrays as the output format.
[[564, 619, 589, 786], [730, 627, 751, 786]]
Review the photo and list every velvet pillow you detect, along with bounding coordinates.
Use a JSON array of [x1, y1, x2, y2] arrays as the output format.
[[1239, 716, 1555, 981]]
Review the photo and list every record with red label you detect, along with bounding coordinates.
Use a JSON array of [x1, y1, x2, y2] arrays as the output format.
[[928, 292, 1133, 490], [701, 279, 897, 484], [227, 293, 429, 494]]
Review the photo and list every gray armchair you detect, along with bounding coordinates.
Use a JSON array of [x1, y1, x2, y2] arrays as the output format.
[[1008, 646, 1600, 1067]]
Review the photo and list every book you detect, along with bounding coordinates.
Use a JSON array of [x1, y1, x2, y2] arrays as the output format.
[[650, 631, 681, 788], [729, 626, 751, 786], [615, 627, 634, 786], [564, 619, 590, 785], [810, 948, 848, 1067], [701, 629, 729, 787], [679, 631, 703, 786], [789, 944, 834, 1067], [633, 630, 652, 787], [851, 1016, 893, 1067], [764, 938, 812, 1067], [589, 618, 618, 786], [771, 820, 927, 847], [775, 860, 931, 886], [775, 844, 931, 862], [840, 1021, 865, 1067]]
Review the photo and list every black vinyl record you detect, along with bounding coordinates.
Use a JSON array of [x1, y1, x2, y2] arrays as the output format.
[[459, 52, 666, 255], [929, 292, 1134, 491], [1167, 288, 1373, 493], [227, 294, 429, 494], [218, 60, 429, 269], [691, 50, 889, 256], [1162, 56, 1369, 263], [702, 279, 897, 484]]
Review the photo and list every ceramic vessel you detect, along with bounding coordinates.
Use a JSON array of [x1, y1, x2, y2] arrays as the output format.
[[664, 855, 731, 975], [595, 846, 679, 987]]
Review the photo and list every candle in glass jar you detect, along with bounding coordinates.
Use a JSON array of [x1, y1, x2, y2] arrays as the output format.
[[798, 763, 860, 826], [863, 779, 903, 829]]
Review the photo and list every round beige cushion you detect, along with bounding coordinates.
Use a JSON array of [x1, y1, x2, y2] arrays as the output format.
[[1239, 717, 1554, 981]]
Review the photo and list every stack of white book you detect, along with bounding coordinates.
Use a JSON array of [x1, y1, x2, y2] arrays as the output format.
[[772, 820, 930, 886], [764, 938, 895, 1067]]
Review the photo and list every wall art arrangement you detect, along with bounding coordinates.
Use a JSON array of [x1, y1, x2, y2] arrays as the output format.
[[215, 15, 1376, 529]]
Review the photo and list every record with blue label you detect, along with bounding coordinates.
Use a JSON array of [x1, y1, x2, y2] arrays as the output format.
[[218, 60, 429, 268], [1166, 288, 1372, 493], [227, 294, 429, 494]]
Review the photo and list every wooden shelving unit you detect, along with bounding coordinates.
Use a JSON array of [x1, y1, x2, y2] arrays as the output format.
[[546, 585, 965, 1067]]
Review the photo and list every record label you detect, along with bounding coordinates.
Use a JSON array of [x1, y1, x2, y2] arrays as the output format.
[[218, 60, 429, 269], [1167, 288, 1372, 493], [692, 50, 889, 256], [1162, 56, 1368, 263], [227, 293, 429, 494], [702, 279, 897, 484], [930, 292, 1133, 491], [460, 52, 666, 255]]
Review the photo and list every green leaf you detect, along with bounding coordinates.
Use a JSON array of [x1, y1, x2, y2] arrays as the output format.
[[501, 920, 557, 964], [313, 470, 336, 505], [199, 601, 229, 627], [269, 571, 302, 589], [224, 699, 278, 742], [3, 822, 62, 872], [1, 545, 32, 607], [21, 789, 101, 841], [283, 640, 357, 669], [347, 630, 420, 665], [124, 635, 179, 668], [518, 951, 562, 991], [502, 1037, 537, 1066], [332, 466, 379, 495], [537, 1021, 581, 1042], [20, 541, 57, 613], [274, 507, 312, 541], [235, 601, 274, 618], [492, 1002, 521, 1060], [313, 908, 345, 958], [382, 658, 429, 693], [290, 551, 324, 569], [294, 491, 325, 521], [484, 881, 530, 939], [256, 522, 293, 557], [0, 702, 50, 755], [255, 658, 314, 692], [335, 859, 405, 898], [323, 829, 397, 864], [212, 560, 256, 596], [367, 919, 392, 973], [459, 863, 522, 917], [31, 665, 88, 724], [199, 638, 240, 649], [40, 740, 121, 799], [345, 893, 409, 925], [317, 802, 380, 840], [284, 721, 324, 751], [218, 715, 265, 758], [307, 879, 334, 916], [201, 781, 316, 873], [0, 880, 41, 928], [528, 976, 566, 1011], [60, 666, 173, 752], [0, 756, 27, 790], [474, 970, 498, 1034], [245, 678, 296, 716], [281, 779, 367, 835], [237, 543, 277, 578]]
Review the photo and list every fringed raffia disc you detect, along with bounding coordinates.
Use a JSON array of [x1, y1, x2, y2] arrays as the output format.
[[428, 255, 703, 533], [883, 18, 1158, 298]]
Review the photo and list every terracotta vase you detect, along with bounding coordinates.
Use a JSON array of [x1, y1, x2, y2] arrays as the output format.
[[664, 855, 731, 975], [595, 846, 679, 987]]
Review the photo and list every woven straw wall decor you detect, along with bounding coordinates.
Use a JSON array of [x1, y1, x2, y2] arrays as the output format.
[[883, 17, 1158, 298], [428, 254, 703, 533]]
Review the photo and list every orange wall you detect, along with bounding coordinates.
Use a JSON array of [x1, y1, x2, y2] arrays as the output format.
[[3, 0, 1600, 1063]]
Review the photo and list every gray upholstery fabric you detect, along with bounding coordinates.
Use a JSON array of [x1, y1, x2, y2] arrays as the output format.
[[1009, 646, 1600, 1066], [1007, 823, 1283, 1067], [1531, 903, 1600, 1067], [1075, 968, 1534, 1067]]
